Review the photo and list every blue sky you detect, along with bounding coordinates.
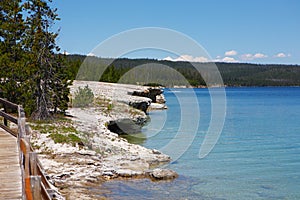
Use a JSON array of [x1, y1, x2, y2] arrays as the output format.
[[53, 0, 299, 64]]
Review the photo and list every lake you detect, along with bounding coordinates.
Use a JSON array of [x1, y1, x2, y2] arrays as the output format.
[[97, 87, 300, 200]]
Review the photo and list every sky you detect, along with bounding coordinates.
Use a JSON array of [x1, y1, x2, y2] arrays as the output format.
[[52, 0, 300, 64]]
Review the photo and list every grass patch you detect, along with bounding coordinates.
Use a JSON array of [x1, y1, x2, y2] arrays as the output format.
[[31, 124, 56, 134], [48, 133, 82, 146], [30, 117, 82, 146], [60, 126, 78, 133], [31, 123, 79, 134]]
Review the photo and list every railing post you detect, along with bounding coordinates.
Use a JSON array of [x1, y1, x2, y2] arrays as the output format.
[[3, 104, 8, 126], [29, 152, 38, 176], [20, 137, 31, 177], [30, 176, 42, 200], [18, 106, 28, 200], [18, 106, 27, 173], [18, 106, 26, 139], [20, 137, 33, 200], [19, 138, 26, 200], [25, 124, 32, 136]]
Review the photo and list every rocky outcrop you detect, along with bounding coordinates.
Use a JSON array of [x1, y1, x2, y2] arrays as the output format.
[[107, 118, 142, 135], [130, 88, 167, 111], [129, 101, 151, 113], [31, 81, 176, 199], [70, 81, 153, 113], [132, 88, 164, 103]]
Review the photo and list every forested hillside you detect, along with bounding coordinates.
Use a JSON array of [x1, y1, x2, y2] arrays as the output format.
[[66, 55, 300, 87]]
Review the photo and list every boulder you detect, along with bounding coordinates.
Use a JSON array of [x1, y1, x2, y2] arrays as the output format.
[[107, 118, 142, 135], [148, 168, 178, 181]]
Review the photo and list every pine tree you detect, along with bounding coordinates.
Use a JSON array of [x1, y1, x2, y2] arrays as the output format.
[[0, 0, 30, 104], [1, 0, 71, 120], [23, 0, 71, 120]]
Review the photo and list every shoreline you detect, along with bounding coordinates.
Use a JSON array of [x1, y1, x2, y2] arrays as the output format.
[[30, 81, 177, 199]]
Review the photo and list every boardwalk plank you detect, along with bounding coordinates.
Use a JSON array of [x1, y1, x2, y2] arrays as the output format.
[[0, 128, 22, 200]]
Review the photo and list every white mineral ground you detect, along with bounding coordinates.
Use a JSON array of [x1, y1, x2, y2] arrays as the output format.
[[30, 81, 177, 200]]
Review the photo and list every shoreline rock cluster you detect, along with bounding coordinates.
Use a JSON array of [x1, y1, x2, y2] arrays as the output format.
[[30, 81, 177, 199]]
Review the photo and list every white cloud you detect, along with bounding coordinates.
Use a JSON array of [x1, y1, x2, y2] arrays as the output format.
[[213, 56, 239, 63], [240, 53, 268, 60], [274, 52, 290, 58], [222, 57, 238, 62], [253, 53, 268, 58], [166, 55, 239, 63], [225, 50, 238, 56], [163, 55, 209, 62]]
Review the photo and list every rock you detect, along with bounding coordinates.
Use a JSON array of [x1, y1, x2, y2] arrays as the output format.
[[156, 93, 166, 104], [135, 116, 149, 126], [129, 101, 150, 113], [149, 103, 168, 110], [152, 149, 162, 154], [131, 88, 166, 111], [148, 168, 178, 181], [102, 171, 115, 177], [107, 118, 142, 135], [132, 88, 163, 103], [116, 169, 143, 178], [56, 173, 71, 180]]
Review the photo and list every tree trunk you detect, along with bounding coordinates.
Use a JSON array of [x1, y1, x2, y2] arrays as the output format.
[[31, 79, 52, 121]]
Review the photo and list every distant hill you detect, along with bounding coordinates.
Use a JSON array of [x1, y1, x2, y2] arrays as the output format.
[[65, 54, 300, 87]]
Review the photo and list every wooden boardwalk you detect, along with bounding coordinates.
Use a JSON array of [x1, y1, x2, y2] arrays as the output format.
[[0, 128, 22, 200]]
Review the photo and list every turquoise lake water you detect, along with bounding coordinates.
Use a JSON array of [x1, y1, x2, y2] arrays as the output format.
[[99, 87, 300, 200]]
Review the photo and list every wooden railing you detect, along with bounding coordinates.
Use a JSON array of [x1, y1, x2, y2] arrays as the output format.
[[0, 98, 57, 200]]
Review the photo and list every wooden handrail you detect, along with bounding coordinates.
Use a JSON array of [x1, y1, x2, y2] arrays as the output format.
[[0, 98, 56, 200], [0, 97, 19, 111], [0, 98, 19, 137], [0, 123, 18, 136], [0, 111, 18, 124]]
